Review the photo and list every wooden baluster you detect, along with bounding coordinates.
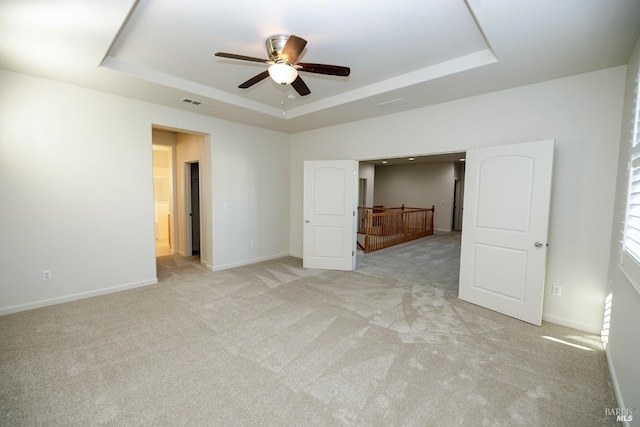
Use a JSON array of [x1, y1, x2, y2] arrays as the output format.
[[365, 210, 371, 252]]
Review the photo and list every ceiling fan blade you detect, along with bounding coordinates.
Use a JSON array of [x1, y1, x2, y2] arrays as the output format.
[[281, 35, 307, 64], [291, 75, 311, 96], [215, 52, 270, 64], [297, 63, 350, 77], [239, 70, 270, 89]]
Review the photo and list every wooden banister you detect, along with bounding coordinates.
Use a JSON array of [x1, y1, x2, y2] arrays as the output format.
[[357, 205, 435, 253]]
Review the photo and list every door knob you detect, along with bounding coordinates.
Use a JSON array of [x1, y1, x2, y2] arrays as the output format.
[[305, 219, 310, 223], [535, 241, 544, 248]]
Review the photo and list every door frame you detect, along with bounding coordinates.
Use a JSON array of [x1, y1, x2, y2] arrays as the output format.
[[353, 150, 466, 257], [185, 160, 201, 257], [151, 126, 210, 274]]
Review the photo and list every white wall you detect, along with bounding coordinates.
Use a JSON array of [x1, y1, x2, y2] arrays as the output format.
[[605, 35, 640, 420], [373, 163, 455, 231], [290, 67, 625, 333], [0, 60, 634, 411], [0, 63, 628, 340], [211, 122, 291, 270], [0, 69, 290, 314], [358, 162, 375, 206]]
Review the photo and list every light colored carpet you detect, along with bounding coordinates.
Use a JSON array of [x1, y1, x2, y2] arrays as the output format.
[[0, 232, 619, 426]]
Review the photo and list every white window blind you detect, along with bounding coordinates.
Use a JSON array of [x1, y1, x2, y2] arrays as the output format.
[[621, 69, 640, 293]]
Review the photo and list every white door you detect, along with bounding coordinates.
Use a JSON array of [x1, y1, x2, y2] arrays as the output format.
[[459, 139, 554, 325], [303, 160, 358, 271]]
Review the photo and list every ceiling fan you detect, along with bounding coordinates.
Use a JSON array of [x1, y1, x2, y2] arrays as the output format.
[[215, 35, 350, 96]]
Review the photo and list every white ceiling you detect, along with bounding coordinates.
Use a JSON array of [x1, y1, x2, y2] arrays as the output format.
[[2, 0, 639, 133]]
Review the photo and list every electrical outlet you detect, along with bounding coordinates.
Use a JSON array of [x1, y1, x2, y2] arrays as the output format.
[[250, 241, 255, 248], [552, 285, 562, 296], [42, 270, 51, 281]]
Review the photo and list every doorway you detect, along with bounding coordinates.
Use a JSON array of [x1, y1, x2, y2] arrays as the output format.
[[188, 162, 200, 256], [152, 144, 174, 256], [151, 127, 207, 263], [452, 179, 463, 231], [360, 152, 465, 233]]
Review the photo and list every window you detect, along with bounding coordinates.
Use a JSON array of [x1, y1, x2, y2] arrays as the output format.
[[621, 68, 640, 293]]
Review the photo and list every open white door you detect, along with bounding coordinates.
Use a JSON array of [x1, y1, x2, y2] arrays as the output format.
[[303, 160, 358, 271], [459, 139, 554, 325]]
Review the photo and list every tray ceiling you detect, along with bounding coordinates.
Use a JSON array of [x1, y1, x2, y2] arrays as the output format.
[[2, 0, 639, 133]]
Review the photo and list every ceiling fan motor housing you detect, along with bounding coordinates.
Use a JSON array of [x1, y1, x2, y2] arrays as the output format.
[[266, 34, 290, 62]]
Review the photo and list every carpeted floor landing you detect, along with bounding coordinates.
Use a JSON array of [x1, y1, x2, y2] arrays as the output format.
[[0, 233, 619, 425]]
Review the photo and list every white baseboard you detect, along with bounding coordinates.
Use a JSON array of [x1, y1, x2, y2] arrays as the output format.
[[201, 259, 213, 271], [0, 278, 158, 316], [605, 346, 631, 427], [542, 313, 602, 334], [211, 252, 291, 271]]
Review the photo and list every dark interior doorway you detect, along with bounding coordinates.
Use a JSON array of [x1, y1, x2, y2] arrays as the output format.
[[190, 162, 200, 256], [453, 179, 462, 231]]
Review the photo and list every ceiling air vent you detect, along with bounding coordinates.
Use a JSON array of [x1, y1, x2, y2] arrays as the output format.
[[181, 98, 203, 106]]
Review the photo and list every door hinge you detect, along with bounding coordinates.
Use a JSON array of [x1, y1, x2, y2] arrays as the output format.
[[353, 210, 356, 216], [352, 251, 354, 256]]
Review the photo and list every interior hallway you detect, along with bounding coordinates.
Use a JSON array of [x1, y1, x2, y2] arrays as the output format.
[[155, 239, 173, 257]]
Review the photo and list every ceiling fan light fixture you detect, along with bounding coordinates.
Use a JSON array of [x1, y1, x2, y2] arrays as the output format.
[[268, 62, 298, 85], [216, 34, 348, 96]]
